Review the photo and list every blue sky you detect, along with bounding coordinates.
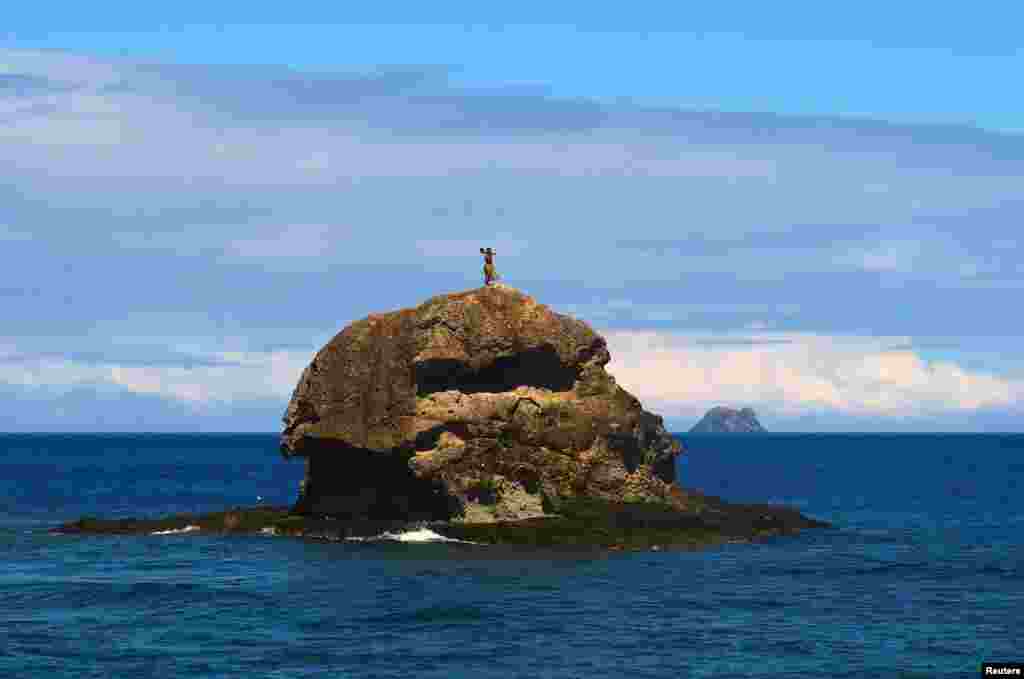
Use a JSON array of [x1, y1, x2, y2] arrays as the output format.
[[2, 5, 1022, 432]]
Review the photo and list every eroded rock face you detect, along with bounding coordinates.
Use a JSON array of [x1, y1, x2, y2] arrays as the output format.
[[281, 284, 684, 522]]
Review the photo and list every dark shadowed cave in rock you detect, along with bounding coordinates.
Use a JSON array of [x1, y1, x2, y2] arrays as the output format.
[[292, 439, 462, 520], [414, 345, 577, 396]]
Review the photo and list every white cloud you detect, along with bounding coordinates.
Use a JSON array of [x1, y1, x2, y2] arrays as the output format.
[[3, 48, 1022, 292], [0, 345, 314, 405], [602, 330, 1024, 421], [3, 329, 1019, 429], [0, 356, 106, 394], [1, 48, 1023, 431]]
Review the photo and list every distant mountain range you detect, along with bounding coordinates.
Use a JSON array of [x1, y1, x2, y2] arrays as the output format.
[[690, 407, 766, 433]]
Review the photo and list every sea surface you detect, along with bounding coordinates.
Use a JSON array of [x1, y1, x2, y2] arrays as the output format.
[[1, 433, 1021, 678]]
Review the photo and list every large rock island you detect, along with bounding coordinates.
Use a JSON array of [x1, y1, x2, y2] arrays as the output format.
[[281, 282, 684, 523], [57, 285, 827, 548]]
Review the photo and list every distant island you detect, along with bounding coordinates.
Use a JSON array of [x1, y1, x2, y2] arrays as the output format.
[[690, 407, 766, 433]]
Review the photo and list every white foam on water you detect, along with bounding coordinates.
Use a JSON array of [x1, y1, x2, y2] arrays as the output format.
[[345, 527, 480, 545], [151, 525, 200, 535]]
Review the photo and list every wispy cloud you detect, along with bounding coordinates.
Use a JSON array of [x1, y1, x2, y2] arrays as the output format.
[[1, 328, 1018, 433], [604, 330, 1024, 423], [0, 344, 314, 405], [2, 47, 1023, 430]]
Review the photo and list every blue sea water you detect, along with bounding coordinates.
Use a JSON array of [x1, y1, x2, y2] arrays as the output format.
[[1, 433, 1021, 678]]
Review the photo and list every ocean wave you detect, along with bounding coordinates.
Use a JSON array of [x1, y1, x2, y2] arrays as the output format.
[[346, 527, 480, 545], [150, 525, 200, 536]]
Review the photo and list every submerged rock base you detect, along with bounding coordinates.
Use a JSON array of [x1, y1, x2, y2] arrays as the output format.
[[52, 493, 830, 550]]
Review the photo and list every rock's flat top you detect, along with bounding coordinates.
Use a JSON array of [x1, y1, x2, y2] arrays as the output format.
[[690, 406, 767, 434]]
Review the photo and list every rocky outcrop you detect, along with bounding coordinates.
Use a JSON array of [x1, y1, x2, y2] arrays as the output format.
[[690, 407, 766, 434], [280, 284, 685, 523], [55, 289, 830, 549]]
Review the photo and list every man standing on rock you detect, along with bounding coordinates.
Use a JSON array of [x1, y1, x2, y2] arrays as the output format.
[[480, 247, 498, 286]]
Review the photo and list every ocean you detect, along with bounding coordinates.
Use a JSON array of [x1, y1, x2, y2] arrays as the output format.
[[1, 433, 1021, 678]]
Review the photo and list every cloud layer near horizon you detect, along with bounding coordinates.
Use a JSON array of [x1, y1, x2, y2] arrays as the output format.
[[2, 328, 1021, 432], [603, 331, 1024, 427], [2, 48, 1023, 431]]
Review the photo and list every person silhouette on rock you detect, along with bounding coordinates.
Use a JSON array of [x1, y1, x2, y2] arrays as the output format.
[[480, 247, 498, 286]]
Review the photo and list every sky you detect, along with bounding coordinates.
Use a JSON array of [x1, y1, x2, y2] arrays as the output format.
[[2, 4, 1023, 432]]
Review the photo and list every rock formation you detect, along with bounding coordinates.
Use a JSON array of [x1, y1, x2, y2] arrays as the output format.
[[280, 284, 685, 523], [690, 406, 766, 434], [55, 289, 830, 548]]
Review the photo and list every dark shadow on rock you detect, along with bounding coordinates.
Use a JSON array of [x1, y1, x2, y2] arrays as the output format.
[[606, 432, 643, 474], [293, 437, 463, 521], [415, 345, 577, 396]]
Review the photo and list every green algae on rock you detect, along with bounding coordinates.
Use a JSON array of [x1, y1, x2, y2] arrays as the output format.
[[436, 493, 831, 549], [54, 506, 294, 536], [52, 495, 830, 551]]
